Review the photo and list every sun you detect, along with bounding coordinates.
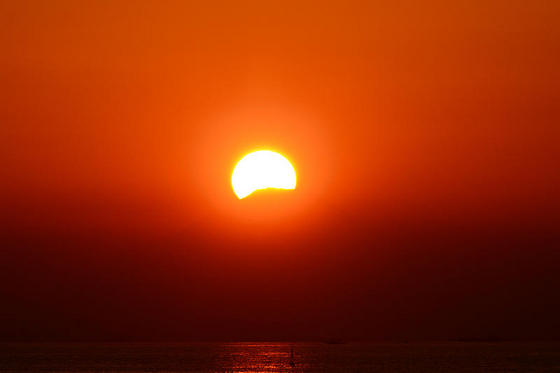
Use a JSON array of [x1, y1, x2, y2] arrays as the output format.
[[232, 150, 297, 199]]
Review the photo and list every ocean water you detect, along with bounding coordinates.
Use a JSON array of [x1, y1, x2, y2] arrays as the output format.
[[0, 342, 559, 372]]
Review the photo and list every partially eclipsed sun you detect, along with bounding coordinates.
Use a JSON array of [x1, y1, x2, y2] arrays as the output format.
[[232, 150, 296, 199]]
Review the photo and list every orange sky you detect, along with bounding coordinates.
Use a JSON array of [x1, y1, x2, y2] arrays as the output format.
[[1, 1, 559, 341]]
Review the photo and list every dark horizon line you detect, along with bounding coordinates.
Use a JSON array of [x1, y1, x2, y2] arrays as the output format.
[[2, 338, 559, 344]]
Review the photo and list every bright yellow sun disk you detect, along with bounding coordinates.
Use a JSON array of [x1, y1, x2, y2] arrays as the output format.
[[232, 150, 297, 199]]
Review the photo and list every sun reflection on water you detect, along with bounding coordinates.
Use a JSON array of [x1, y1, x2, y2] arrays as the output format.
[[219, 343, 301, 372]]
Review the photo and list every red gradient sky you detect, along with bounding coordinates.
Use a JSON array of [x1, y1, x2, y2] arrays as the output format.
[[1, 1, 559, 341]]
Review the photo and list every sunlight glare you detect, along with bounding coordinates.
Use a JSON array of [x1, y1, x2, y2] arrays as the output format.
[[232, 150, 296, 199]]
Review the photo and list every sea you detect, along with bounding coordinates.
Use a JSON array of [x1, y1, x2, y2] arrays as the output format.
[[0, 342, 559, 372]]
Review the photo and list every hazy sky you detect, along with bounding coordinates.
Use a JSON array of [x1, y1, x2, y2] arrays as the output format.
[[1, 1, 559, 341]]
